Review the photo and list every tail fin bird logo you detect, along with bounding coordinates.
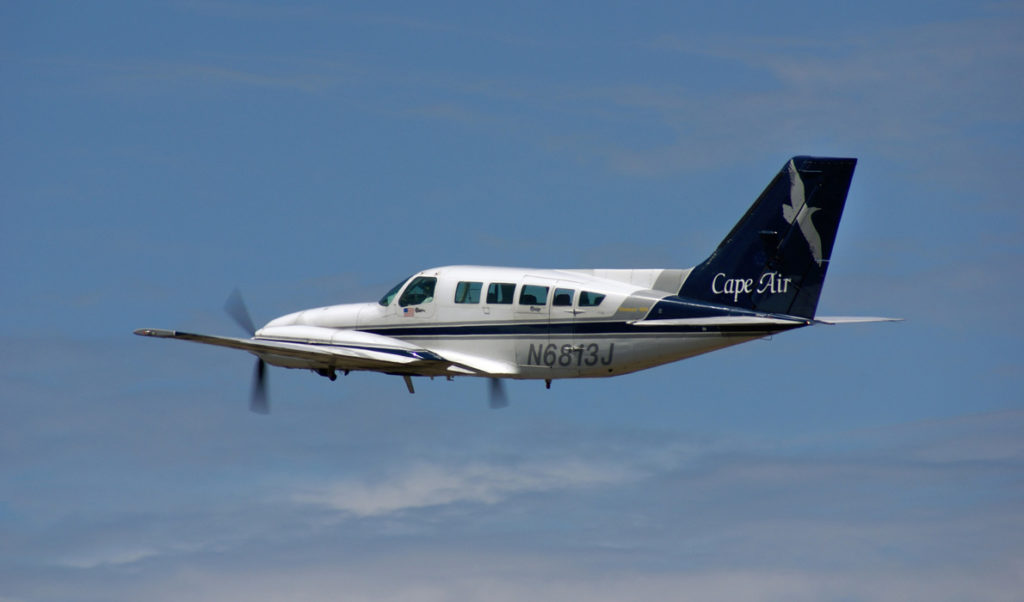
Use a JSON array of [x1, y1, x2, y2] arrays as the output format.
[[783, 159, 824, 266]]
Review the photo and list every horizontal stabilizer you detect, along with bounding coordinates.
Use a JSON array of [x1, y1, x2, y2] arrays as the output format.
[[813, 316, 903, 325]]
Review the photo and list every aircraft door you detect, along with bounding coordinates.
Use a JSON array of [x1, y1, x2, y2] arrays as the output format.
[[515, 278, 583, 377], [549, 282, 578, 343], [548, 281, 583, 376]]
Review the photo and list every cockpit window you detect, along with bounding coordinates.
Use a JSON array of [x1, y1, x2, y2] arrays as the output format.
[[378, 276, 411, 306], [579, 291, 606, 307], [398, 276, 437, 307]]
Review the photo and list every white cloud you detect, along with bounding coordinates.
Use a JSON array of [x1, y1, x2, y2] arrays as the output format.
[[290, 458, 637, 517], [55, 546, 161, 569], [9, 410, 1022, 601], [93, 562, 1024, 602]]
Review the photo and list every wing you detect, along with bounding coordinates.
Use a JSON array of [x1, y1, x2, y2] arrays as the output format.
[[134, 327, 493, 376]]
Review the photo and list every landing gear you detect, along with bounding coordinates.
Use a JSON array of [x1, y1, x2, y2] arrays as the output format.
[[545, 379, 552, 390], [316, 368, 338, 381]]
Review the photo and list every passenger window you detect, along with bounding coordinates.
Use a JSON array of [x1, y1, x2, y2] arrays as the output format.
[[553, 288, 574, 306], [579, 291, 606, 307], [454, 281, 482, 304], [519, 284, 549, 306], [398, 276, 437, 307], [486, 283, 516, 304]]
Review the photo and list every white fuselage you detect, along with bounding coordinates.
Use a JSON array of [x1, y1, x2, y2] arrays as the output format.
[[255, 265, 789, 380]]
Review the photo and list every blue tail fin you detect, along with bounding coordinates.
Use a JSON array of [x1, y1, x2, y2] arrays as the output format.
[[678, 156, 857, 319]]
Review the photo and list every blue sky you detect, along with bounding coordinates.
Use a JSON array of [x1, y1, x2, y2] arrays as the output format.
[[2, 2, 1022, 600]]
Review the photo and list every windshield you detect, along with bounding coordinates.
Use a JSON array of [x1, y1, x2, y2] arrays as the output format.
[[398, 276, 437, 307], [378, 276, 411, 306]]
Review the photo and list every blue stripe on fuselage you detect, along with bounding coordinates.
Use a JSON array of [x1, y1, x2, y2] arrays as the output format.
[[361, 320, 801, 338]]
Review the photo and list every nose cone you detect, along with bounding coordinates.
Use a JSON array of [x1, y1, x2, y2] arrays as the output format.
[[259, 303, 366, 333]]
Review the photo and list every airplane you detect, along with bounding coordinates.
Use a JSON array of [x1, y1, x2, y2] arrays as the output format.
[[135, 156, 897, 413]]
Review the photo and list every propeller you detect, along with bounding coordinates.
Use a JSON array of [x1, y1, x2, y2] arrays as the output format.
[[224, 289, 257, 336], [250, 357, 269, 414], [224, 289, 269, 414], [489, 378, 508, 409]]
